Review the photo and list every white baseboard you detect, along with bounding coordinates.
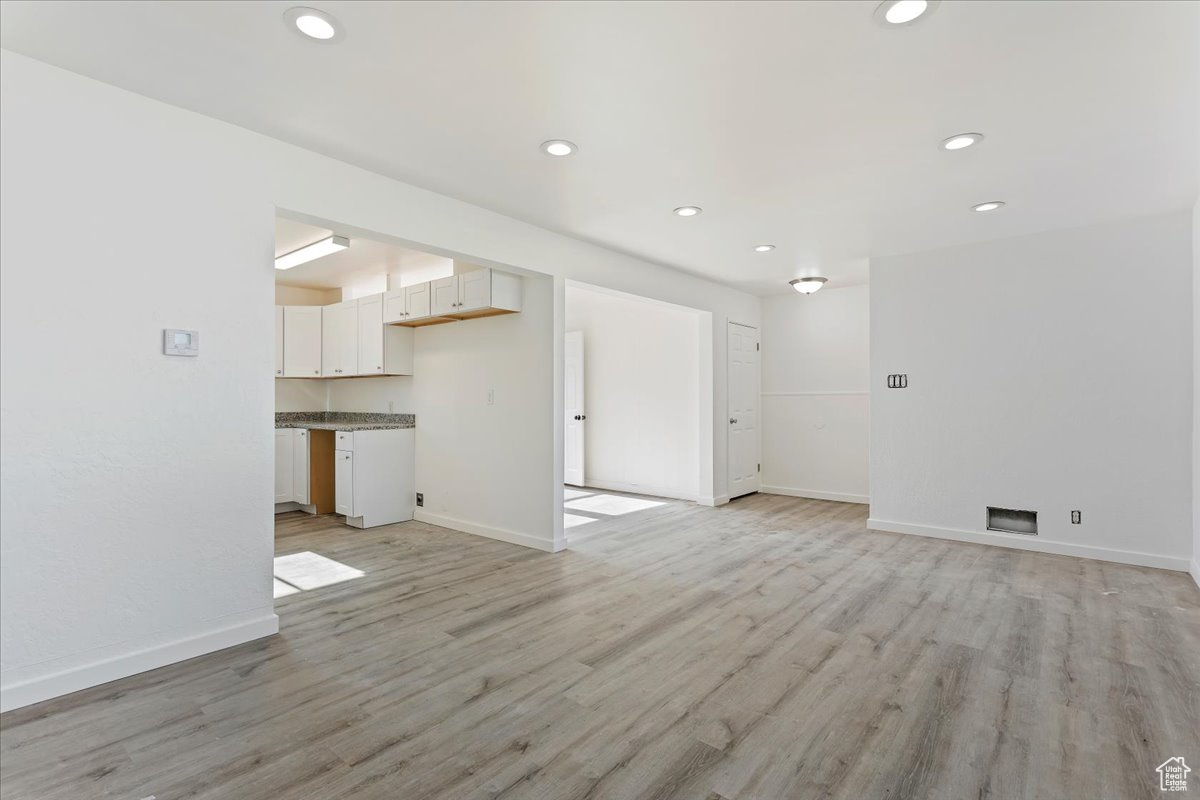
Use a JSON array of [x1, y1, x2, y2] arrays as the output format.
[[414, 509, 559, 553], [761, 485, 870, 505], [699, 494, 730, 507], [274, 501, 300, 513], [0, 609, 278, 713], [1190, 559, 1200, 591], [867, 518, 1190, 572], [581, 478, 697, 503]]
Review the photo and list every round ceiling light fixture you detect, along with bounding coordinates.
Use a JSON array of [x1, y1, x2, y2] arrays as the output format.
[[284, 7, 344, 42], [941, 132, 984, 151], [874, 0, 940, 26], [674, 206, 703, 217], [754, 245, 776, 252], [971, 201, 1006, 212], [789, 277, 828, 294], [540, 139, 577, 157]]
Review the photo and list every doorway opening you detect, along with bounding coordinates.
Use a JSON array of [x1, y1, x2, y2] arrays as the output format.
[[562, 281, 706, 539]]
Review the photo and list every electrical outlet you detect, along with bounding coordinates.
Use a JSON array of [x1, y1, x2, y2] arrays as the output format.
[[416, 492, 424, 508], [1071, 510, 1081, 524], [388, 400, 394, 413], [487, 388, 495, 405], [887, 374, 908, 389]]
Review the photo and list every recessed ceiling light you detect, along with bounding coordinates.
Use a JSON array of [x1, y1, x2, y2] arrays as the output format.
[[874, 0, 940, 26], [971, 201, 1005, 212], [790, 277, 828, 294], [284, 7, 343, 42], [275, 235, 349, 270], [942, 133, 984, 151], [754, 245, 776, 252], [540, 140, 577, 157], [674, 206, 702, 217]]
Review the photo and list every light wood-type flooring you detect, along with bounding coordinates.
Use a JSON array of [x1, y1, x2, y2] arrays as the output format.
[[3, 491, 1198, 799]]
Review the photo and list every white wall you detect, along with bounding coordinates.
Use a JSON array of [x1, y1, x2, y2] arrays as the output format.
[[412, 276, 555, 550], [0, 50, 758, 710], [0, 54, 279, 711], [870, 212, 1194, 570], [1193, 194, 1199, 587], [565, 285, 700, 500], [761, 285, 870, 504], [275, 380, 327, 412]]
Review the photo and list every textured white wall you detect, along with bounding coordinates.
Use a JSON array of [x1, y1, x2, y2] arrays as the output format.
[[565, 285, 701, 500], [870, 212, 1194, 569], [413, 276, 555, 549], [0, 50, 758, 709], [0, 52, 279, 710], [760, 285, 870, 504]]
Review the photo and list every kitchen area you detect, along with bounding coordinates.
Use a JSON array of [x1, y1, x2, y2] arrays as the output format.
[[273, 215, 524, 536]]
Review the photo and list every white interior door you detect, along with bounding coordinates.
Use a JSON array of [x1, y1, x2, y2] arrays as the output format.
[[564, 330, 585, 487], [727, 322, 760, 499]]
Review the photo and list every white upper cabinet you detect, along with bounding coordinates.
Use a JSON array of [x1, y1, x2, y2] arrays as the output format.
[[282, 306, 322, 378], [357, 293, 412, 375], [322, 300, 359, 377], [430, 276, 460, 317], [274, 306, 284, 377], [358, 294, 385, 374], [429, 270, 522, 319], [382, 282, 433, 325], [458, 269, 492, 312]]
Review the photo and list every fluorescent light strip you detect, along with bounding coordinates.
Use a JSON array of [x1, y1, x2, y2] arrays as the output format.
[[274, 235, 349, 270]]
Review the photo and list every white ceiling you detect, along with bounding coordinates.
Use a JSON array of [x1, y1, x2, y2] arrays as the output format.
[[274, 216, 436, 289], [3, 1, 1196, 294]]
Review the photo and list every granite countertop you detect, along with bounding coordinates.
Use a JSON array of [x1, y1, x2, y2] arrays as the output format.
[[275, 411, 415, 431]]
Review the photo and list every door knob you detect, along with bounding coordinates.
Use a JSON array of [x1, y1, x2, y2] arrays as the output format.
[[730, 418, 738, 424]]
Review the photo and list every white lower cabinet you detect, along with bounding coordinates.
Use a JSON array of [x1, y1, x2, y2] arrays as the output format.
[[274, 430, 293, 503], [335, 449, 354, 516], [334, 428, 415, 528], [274, 428, 311, 506]]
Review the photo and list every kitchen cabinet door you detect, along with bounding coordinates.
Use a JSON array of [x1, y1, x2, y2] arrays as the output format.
[[322, 301, 359, 377], [274, 306, 284, 377], [405, 282, 431, 321], [274, 429, 294, 504], [282, 306, 322, 378], [430, 276, 459, 316], [457, 269, 492, 312], [335, 450, 354, 516], [357, 294, 384, 375], [292, 429, 310, 505]]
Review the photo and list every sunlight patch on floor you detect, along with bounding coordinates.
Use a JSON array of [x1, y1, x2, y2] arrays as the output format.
[[564, 488, 592, 500], [564, 494, 667, 516], [564, 513, 597, 529], [273, 551, 365, 596]]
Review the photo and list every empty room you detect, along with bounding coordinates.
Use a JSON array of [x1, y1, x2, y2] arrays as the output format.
[[0, 1, 1197, 799]]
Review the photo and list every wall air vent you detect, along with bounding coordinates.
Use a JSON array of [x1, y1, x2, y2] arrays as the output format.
[[987, 507, 1038, 536]]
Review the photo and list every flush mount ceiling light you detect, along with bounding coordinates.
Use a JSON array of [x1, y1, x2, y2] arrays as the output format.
[[874, 0, 940, 26], [540, 139, 577, 156], [754, 245, 776, 252], [275, 235, 349, 270], [284, 7, 344, 42], [941, 132, 984, 151], [971, 201, 1006, 212], [789, 277, 828, 294], [674, 206, 703, 217]]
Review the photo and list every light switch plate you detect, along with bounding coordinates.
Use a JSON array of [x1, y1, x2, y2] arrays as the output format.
[[163, 329, 199, 357]]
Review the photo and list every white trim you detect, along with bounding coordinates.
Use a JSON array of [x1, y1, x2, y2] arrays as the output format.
[[581, 478, 697, 503], [0, 609, 278, 713], [699, 494, 730, 507], [867, 518, 1190, 572], [761, 391, 870, 397], [414, 509, 560, 552], [761, 485, 869, 505], [1190, 559, 1200, 591]]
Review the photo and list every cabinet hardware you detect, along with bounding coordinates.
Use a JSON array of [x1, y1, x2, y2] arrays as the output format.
[[730, 417, 738, 424]]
